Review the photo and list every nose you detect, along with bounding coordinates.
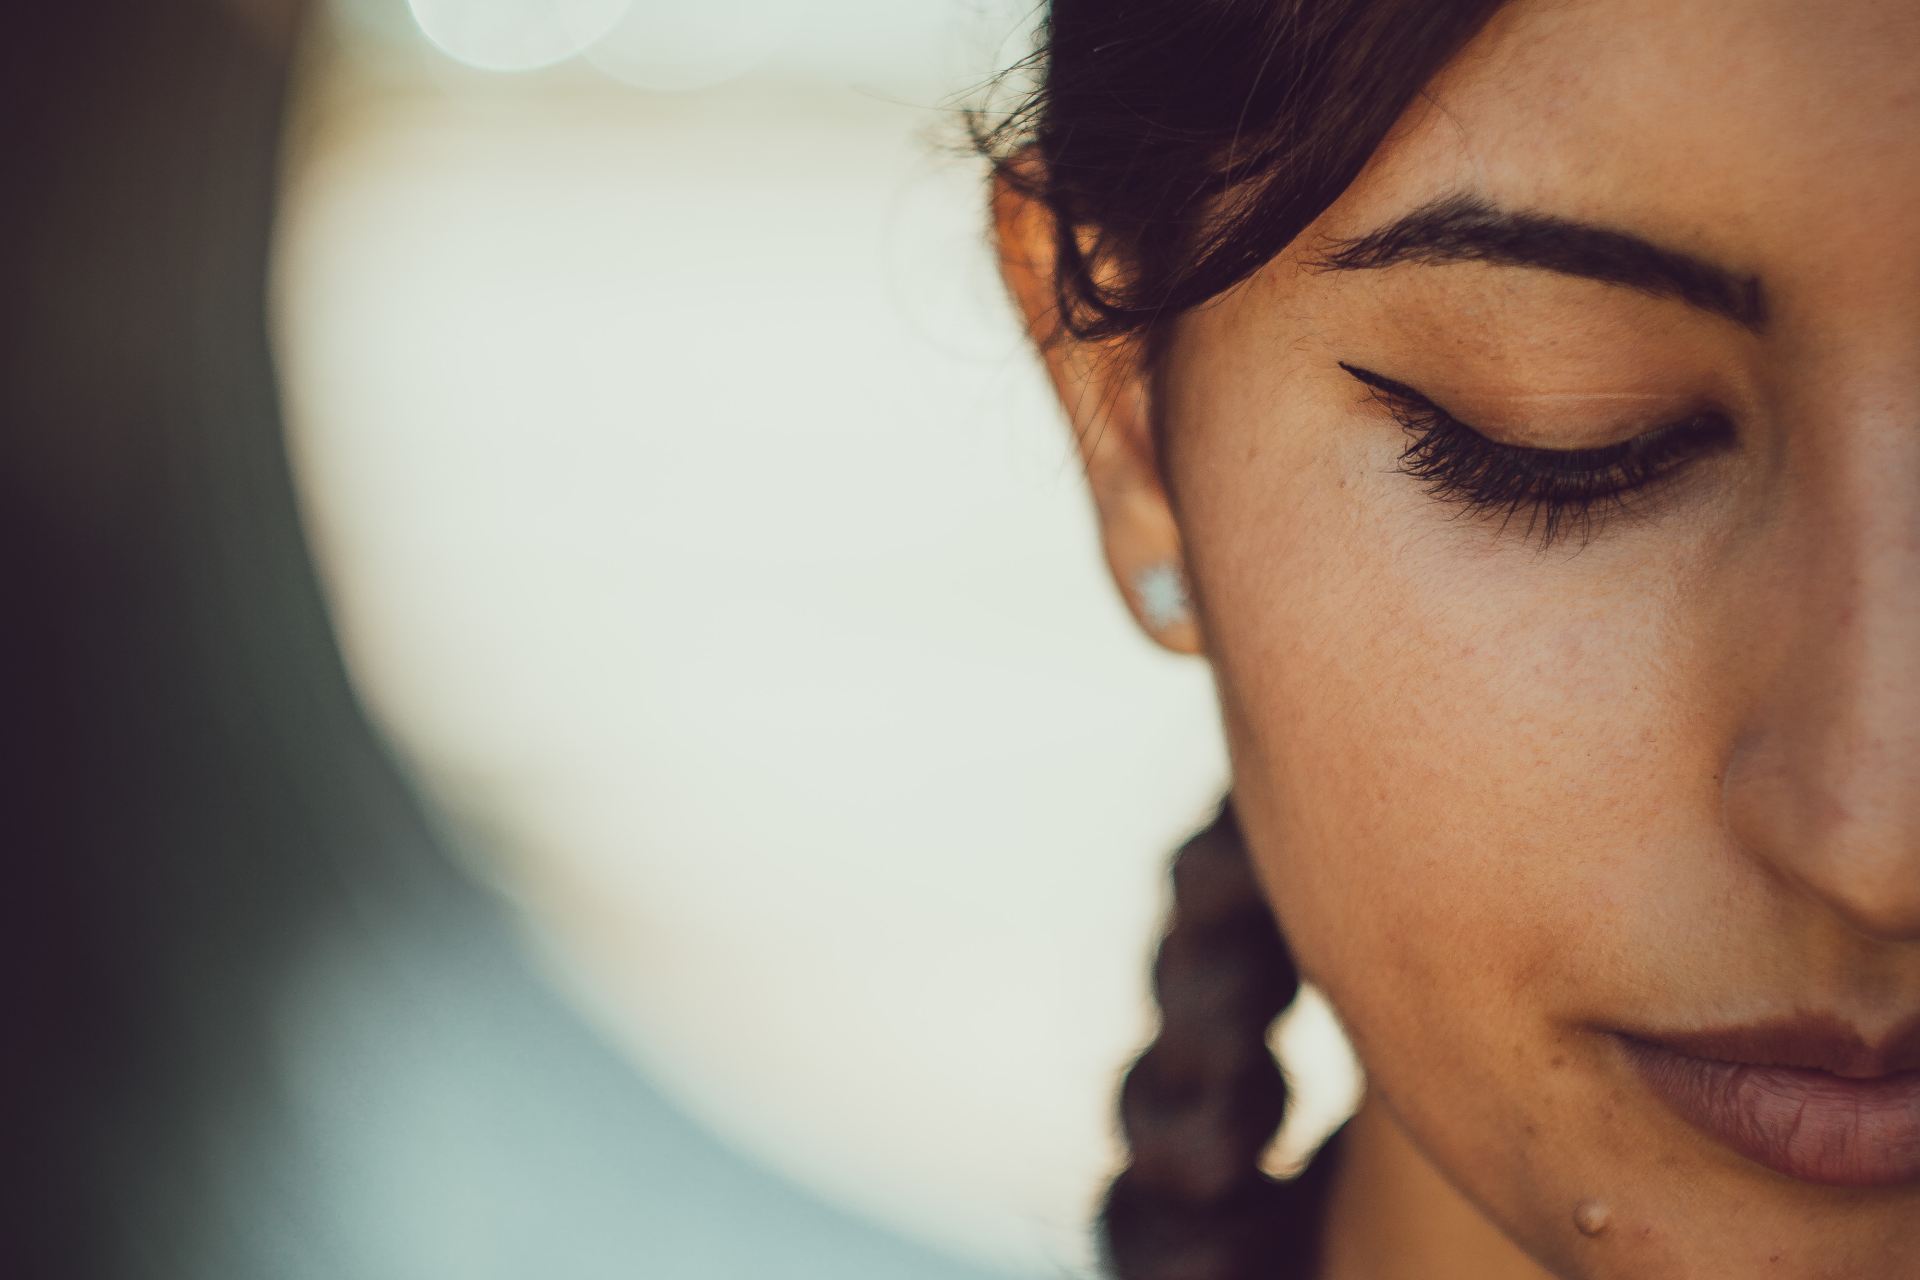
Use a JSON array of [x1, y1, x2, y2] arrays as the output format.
[[1721, 435, 1920, 942]]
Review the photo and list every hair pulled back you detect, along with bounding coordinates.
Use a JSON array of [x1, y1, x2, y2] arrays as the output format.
[[976, 3, 1509, 1275], [976, 1, 1507, 354], [1103, 801, 1337, 1278]]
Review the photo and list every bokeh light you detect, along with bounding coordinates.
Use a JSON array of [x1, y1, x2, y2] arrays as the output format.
[[406, 0, 630, 72], [273, 4, 1362, 1274], [586, 0, 797, 92]]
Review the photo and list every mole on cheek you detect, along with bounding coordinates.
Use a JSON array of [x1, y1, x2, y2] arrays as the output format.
[[1572, 1199, 1612, 1237]]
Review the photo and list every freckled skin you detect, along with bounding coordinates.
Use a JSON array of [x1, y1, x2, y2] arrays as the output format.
[[1152, 2, 1920, 1276], [999, 0, 1920, 1276]]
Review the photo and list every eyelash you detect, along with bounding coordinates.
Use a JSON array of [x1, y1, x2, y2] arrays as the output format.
[[1337, 362, 1735, 551]]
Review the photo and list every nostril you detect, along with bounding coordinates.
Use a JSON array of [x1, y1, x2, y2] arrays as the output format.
[[1790, 786, 1920, 939], [1766, 829, 1920, 943], [1723, 742, 1920, 943], [1821, 866, 1920, 943]]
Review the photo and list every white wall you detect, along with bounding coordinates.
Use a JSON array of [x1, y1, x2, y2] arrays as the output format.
[[274, 6, 1360, 1273]]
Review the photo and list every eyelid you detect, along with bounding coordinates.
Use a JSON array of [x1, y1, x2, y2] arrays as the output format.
[[1443, 390, 1715, 440], [1336, 361, 1705, 452], [1335, 359, 1736, 551]]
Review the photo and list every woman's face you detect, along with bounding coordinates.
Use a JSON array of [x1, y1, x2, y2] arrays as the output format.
[[1062, 0, 1920, 1274]]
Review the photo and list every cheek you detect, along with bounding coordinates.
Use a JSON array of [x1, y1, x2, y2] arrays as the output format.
[[1208, 535, 1606, 1029], [1177, 382, 1717, 1195]]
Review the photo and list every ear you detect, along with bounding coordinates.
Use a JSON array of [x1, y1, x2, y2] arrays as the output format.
[[990, 166, 1204, 656]]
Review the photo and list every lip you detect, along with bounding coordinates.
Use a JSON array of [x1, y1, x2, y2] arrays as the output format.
[[1614, 1013, 1920, 1188]]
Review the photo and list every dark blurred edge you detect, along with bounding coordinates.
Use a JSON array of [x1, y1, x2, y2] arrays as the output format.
[[0, 8, 1095, 1278], [1, 5, 448, 1276], [0, 11, 1074, 1279]]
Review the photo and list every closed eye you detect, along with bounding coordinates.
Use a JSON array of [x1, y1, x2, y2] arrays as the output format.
[[1337, 361, 1737, 551]]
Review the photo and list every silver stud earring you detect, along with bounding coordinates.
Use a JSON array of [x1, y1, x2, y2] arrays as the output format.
[[1133, 560, 1192, 632]]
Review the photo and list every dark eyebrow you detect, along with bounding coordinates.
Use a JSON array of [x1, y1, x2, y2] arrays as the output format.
[[1308, 193, 1767, 331]]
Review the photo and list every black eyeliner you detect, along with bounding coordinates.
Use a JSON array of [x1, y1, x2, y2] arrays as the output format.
[[1336, 360, 1732, 551]]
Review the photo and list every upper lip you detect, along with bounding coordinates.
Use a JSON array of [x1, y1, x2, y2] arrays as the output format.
[[1618, 1010, 1920, 1079]]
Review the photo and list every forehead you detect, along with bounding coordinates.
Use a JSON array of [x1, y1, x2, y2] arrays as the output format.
[[1317, 0, 1920, 313]]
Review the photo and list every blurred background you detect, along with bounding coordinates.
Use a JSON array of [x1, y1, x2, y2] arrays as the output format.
[[9, 3, 1358, 1277]]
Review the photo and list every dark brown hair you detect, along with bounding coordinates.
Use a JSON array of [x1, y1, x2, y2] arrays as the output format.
[[976, 1, 1507, 356], [974, 4, 1508, 1276]]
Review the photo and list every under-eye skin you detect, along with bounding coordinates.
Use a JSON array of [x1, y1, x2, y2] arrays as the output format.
[[1337, 361, 1738, 552]]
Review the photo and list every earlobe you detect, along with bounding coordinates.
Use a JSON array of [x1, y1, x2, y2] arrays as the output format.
[[1133, 560, 1194, 634], [990, 167, 1205, 657], [1090, 468, 1207, 657], [1129, 548, 1206, 657]]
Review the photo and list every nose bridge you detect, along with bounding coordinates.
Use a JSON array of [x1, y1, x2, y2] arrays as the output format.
[[1722, 391, 1920, 940]]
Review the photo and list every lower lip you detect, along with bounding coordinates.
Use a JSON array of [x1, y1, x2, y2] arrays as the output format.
[[1617, 1035, 1920, 1187]]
